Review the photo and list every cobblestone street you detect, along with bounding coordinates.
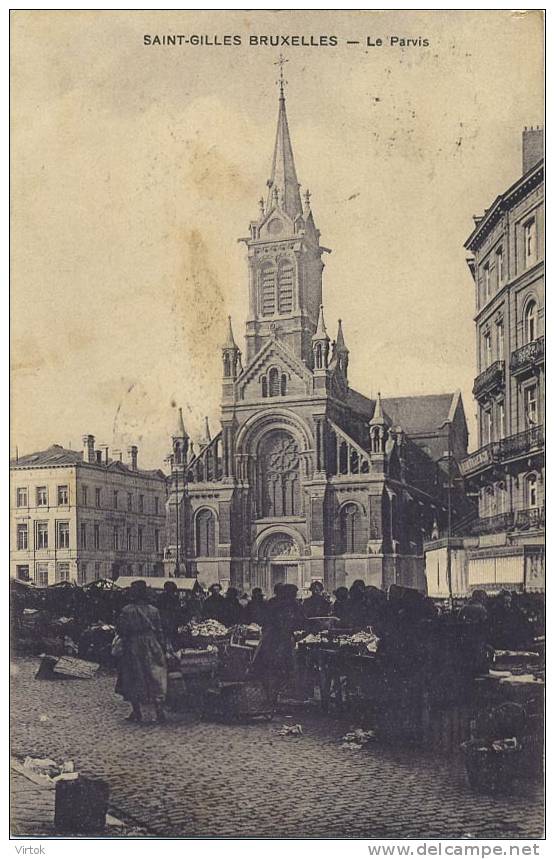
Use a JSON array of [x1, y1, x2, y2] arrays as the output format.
[[10, 658, 543, 839]]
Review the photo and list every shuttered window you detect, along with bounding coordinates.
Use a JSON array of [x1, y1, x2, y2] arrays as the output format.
[[260, 264, 276, 316], [277, 260, 294, 314]]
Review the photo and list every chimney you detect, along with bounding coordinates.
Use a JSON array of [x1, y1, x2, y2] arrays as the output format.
[[522, 126, 543, 174], [112, 448, 123, 462], [99, 444, 110, 465], [82, 434, 95, 464], [95, 450, 102, 464], [127, 445, 138, 471]]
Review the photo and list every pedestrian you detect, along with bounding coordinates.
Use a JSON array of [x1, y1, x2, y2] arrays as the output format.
[[221, 586, 243, 627], [344, 579, 367, 629], [302, 581, 331, 618], [332, 586, 350, 626], [115, 580, 167, 724], [250, 583, 305, 703], [157, 580, 181, 649], [245, 587, 267, 626], [202, 583, 227, 624]]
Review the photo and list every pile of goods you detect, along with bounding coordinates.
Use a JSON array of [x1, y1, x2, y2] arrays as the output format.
[[12, 756, 78, 788], [334, 629, 379, 654], [340, 728, 376, 750], [188, 619, 229, 638]]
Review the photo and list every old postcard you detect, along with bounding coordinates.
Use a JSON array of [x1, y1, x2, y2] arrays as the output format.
[[10, 9, 544, 843]]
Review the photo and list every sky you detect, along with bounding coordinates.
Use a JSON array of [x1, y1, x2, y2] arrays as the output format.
[[11, 9, 544, 468]]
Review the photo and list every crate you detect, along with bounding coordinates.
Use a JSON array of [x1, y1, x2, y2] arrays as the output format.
[[203, 681, 273, 722], [179, 648, 219, 677]]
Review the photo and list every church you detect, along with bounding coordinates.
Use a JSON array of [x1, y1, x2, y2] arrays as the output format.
[[165, 79, 472, 595]]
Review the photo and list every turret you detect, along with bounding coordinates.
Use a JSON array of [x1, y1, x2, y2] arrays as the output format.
[[369, 392, 389, 469], [222, 316, 242, 380], [335, 319, 349, 381], [312, 305, 330, 370], [171, 407, 189, 468]]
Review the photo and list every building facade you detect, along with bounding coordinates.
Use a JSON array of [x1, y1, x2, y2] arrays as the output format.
[[165, 85, 473, 595], [11, 436, 167, 585], [426, 128, 544, 596]]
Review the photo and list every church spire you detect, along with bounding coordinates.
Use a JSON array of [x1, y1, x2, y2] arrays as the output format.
[[312, 304, 330, 370], [223, 315, 238, 350], [266, 69, 302, 220], [335, 319, 349, 381], [171, 407, 189, 467]]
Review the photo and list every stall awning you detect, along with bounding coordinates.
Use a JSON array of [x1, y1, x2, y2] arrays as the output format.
[[115, 576, 198, 591]]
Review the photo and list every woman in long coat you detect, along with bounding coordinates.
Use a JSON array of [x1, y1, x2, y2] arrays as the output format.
[[250, 583, 305, 702], [115, 580, 167, 723]]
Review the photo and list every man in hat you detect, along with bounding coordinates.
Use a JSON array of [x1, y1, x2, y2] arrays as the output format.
[[302, 580, 330, 619], [202, 583, 227, 624]]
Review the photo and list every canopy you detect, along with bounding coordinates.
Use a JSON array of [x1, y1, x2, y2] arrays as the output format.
[[115, 576, 199, 591]]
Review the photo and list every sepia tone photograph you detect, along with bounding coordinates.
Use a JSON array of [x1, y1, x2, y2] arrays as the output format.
[[10, 8, 545, 841]]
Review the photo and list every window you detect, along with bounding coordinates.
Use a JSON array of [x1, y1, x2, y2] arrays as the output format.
[[16, 565, 30, 582], [36, 563, 49, 587], [154, 497, 159, 515], [277, 259, 294, 314], [496, 246, 504, 286], [94, 523, 100, 550], [498, 401, 505, 440], [113, 527, 119, 551], [260, 430, 300, 517], [527, 474, 538, 509], [483, 263, 491, 302], [127, 492, 133, 512], [36, 486, 48, 507], [496, 320, 504, 359], [524, 219, 537, 267], [195, 509, 216, 557], [483, 409, 493, 445], [137, 564, 144, 577], [339, 503, 367, 554], [77, 563, 87, 585], [127, 527, 133, 551], [57, 485, 69, 506], [16, 487, 28, 507], [138, 526, 143, 551], [113, 490, 118, 509], [57, 521, 70, 549], [95, 487, 102, 508], [483, 331, 492, 369], [524, 385, 538, 426], [94, 562, 101, 580], [139, 494, 144, 514], [81, 485, 88, 506], [268, 367, 280, 397], [260, 262, 276, 316], [80, 522, 87, 548], [154, 529, 160, 553], [36, 522, 48, 549], [261, 377, 268, 398], [525, 300, 538, 343], [16, 523, 28, 550], [57, 562, 70, 583]]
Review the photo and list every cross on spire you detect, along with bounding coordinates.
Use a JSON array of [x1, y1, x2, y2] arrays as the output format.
[[274, 54, 289, 98]]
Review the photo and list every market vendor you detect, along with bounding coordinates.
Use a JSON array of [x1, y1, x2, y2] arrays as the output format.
[[221, 587, 243, 627], [343, 580, 368, 629], [302, 581, 331, 618], [202, 583, 227, 624], [332, 587, 350, 626], [250, 583, 305, 702]]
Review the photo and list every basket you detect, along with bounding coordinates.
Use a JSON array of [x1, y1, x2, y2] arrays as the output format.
[[203, 681, 273, 722], [179, 648, 219, 677], [461, 740, 523, 793]]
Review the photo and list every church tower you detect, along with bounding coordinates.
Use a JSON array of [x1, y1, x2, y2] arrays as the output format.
[[241, 70, 329, 366]]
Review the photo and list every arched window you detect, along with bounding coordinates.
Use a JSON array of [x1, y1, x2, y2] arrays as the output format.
[[277, 259, 294, 314], [339, 503, 366, 554], [268, 367, 280, 397], [527, 474, 538, 509], [315, 343, 323, 369], [261, 376, 268, 398], [281, 374, 287, 396], [259, 430, 301, 517], [525, 299, 538, 343], [195, 509, 216, 557], [260, 263, 276, 317]]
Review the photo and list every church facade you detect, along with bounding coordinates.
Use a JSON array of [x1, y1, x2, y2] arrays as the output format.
[[165, 85, 472, 595]]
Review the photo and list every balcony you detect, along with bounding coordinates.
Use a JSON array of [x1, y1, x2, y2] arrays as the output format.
[[472, 360, 505, 400], [469, 507, 544, 536], [460, 425, 544, 477], [510, 336, 544, 378]]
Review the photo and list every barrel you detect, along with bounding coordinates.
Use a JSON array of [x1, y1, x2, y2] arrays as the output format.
[[54, 776, 109, 833]]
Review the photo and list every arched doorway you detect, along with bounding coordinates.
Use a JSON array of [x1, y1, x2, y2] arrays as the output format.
[[257, 532, 302, 592]]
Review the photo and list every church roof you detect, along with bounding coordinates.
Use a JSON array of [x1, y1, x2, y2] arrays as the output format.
[[266, 92, 302, 220], [346, 389, 458, 434]]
